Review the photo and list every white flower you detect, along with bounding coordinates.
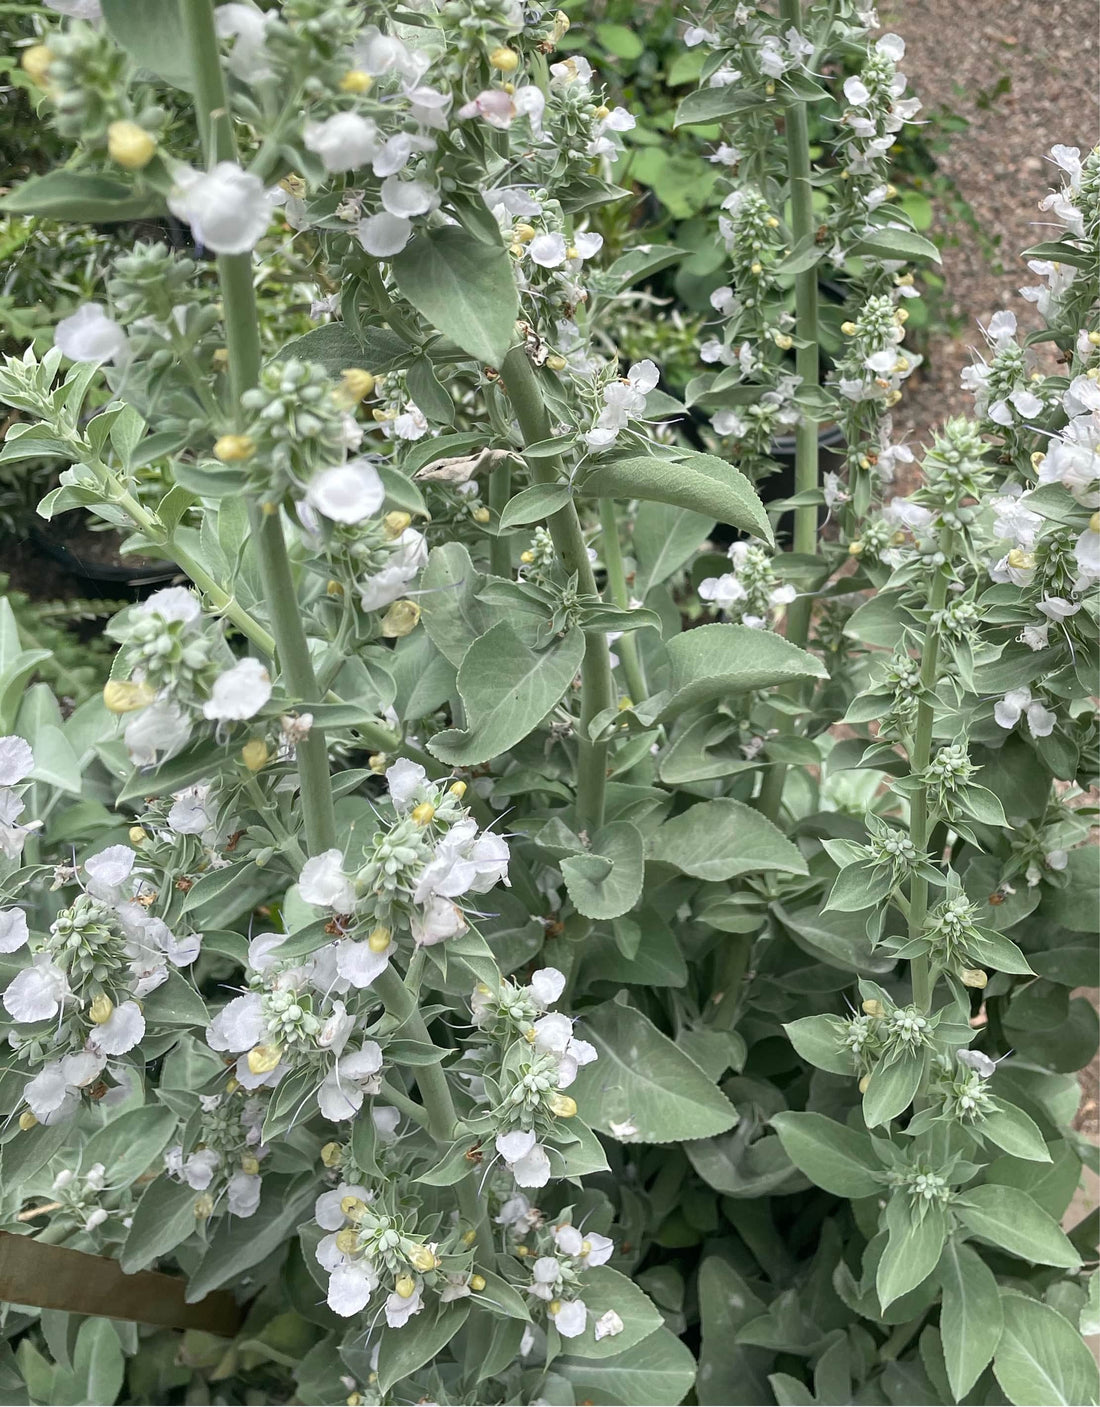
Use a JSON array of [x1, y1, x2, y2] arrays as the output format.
[[373, 1106, 400, 1142], [699, 573, 747, 612], [168, 162, 280, 255], [358, 212, 413, 258], [529, 967, 565, 1008], [386, 758, 427, 808], [168, 786, 214, 836], [306, 459, 385, 524], [1036, 596, 1079, 622], [994, 687, 1032, 730], [182, 1148, 221, 1190], [138, 586, 203, 626], [1025, 701, 1056, 738], [124, 700, 192, 766], [206, 992, 266, 1053], [336, 938, 392, 989], [844, 76, 870, 106], [4, 958, 69, 1022], [87, 1000, 146, 1055], [318, 1042, 384, 1121], [876, 32, 906, 61], [385, 1280, 424, 1328], [227, 1170, 262, 1217], [353, 25, 428, 82], [0, 908, 28, 953], [44, 0, 102, 16], [380, 176, 438, 218], [317, 999, 353, 1053], [683, 24, 718, 45], [957, 1048, 996, 1079], [609, 1118, 639, 1139], [0, 736, 33, 786], [203, 657, 272, 721], [24, 1054, 103, 1125], [410, 894, 467, 946], [594, 1309, 624, 1340], [529, 233, 568, 268], [1074, 524, 1100, 580], [496, 1128, 551, 1188], [530, 1255, 561, 1299], [553, 1224, 614, 1266], [552, 1300, 587, 1338], [329, 1261, 380, 1317], [315, 1181, 372, 1231], [358, 528, 427, 612], [214, 3, 272, 80], [299, 849, 356, 912], [84, 844, 136, 902], [304, 112, 380, 172], [54, 304, 127, 364]]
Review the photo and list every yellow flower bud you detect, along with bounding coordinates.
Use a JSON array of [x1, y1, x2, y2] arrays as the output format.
[[594, 105, 610, 120], [545, 354, 567, 372], [885, 183, 897, 199], [549, 1298, 562, 1315], [225, 1077, 240, 1094], [472, 506, 491, 523], [520, 550, 535, 563], [750, 261, 763, 275], [515, 1244, 529, 1257], [240, 739, 269, 772], [1090, 511, 1100, 533], [449, 780, 467, 799], [21, 44, 52, 86], [326, 579, 345, 597], [341, 1195, 367, 1220], [469, 1273, 486, 1292], [103, 680, 155, 714], [490, 45, 519, 72], [885, 390, 902, 407], [859, 1074, 871, 1094], [411, 801, 436, 826], [566, 245, 579, 260], [368, 926, 392, 954], [408, 1244, 436, 1273], [848, 540, 864, 557], [194, 1194, 215, 1219], [212, 347, 229, 370], [774, 332, 793, 350], [617, 697, 633, 712], [240, 1155, 259, 1175], [339, 69, 373, 94], [335, 1228, 360, 1255], [581, 1239, 592, 1255], [862, 999, 884, 1017], [321, 1141, 343, 1168], [841, 321, 857, 336], [381, 598, 421, 638], [213, 434, 255, 463], [766, 216, 780, 228], [765, 80, 775, 95], [394, 1273, 416, 1299], [347, 1395, 364, 1407], [524, 1027, 536, 1043], [384, 510, 412, 538], [336, 368, 376, 405], [895, 272, 915, 286], [107, 120, 157, 171], [246, 1043, 282, 1075], [19, 1111, 38, 1131], [128, 826, 147, 846], [88, 993, 114, 1025], [512, 223, 536, 244], [858, 456, 871, 471], [895, 307, 910, 324], [548, 1092, 577, 1118], [1007, 548, 1034, 570], [461, 1228, 477, 1246], [1030, 450, 1045, 469], [368, 752, 388, 774], [961, 967, 988, 989]]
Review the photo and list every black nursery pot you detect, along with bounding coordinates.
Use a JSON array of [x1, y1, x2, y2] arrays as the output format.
[[30, 523, 177, 590]]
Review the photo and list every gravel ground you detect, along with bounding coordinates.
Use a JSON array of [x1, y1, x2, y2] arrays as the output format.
[[883, 0, 1099, 448]]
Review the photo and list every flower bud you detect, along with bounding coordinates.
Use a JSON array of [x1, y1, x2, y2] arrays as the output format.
[[337, 368, 376, 404], [448, 780, 467, 799], [546, 354, 567, 372], [225, 1076, 240, 1094], [848, 540, 864, 557], [212, 347, 229, 370], [368, 926, 392, 953], [321, 1141, 343, 1167], [19, 1111, 38, 1131], [469, 1273, 486, 1291], [340, 1195, 367, 1219], [21, 44, 52, 86], [407, 1244, 436, 1272], [383, 510, 411, 538], [461, 1228, 477, 1246], [960, 967, 988, 989], [841, 321, 857, 336], [246, 1043, 282, 1075], [472, 506, 491, 523], [394, 1273, 416, 1299], [411, 802, 436, 826], [515, 1244, 529, 1257], [213, 434, 255, 463], [335, 1228, 360, 1255], [339, 69, 373, 93], [240, 1155, 259, 1175], [194, 1194, 215, 1219], [520, 550, 535, 564], [548, 1092, 577, 1118], [347, 1395, 364, 1407], [107, 120, 157, 171], [490, 45, 519, 71], [861, 999, 884, 1017], [88, 993, 114, 1025], [1090, 511, 1100, 534], [326, 579, 344, 596], [1007, 548, 1034, 570], [858, 1074, 871, 1093], [241, 739, 269, 772], [381, 599, 421, 638], [103, 680, 156, 714], [368, 752, 388, 773], [750, 261, 763, 275], [549, 1298, 562, 1315], [129, 826, 147, 846]]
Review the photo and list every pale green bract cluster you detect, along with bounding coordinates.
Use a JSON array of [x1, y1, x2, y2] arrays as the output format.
[[0, 0, 1096, 1404]]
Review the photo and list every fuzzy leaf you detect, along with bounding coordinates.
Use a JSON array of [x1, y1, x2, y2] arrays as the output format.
[[391, 227, 519, 368]]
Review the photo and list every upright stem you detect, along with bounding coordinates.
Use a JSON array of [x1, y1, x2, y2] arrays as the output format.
[[488, 460, 512, 578], [598, 499, 648, 704], [907, 537, 952, 1012], [779, 0, 819, 650], [501, 348, 614, 833], [181, 0, 336, 855]]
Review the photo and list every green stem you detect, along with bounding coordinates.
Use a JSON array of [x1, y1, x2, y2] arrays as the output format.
[[488, 459, 512, 578], [907, 534, 953, 1011], [779, 0, 819, 650], [181, 0, 336, 855], [378, 1079, 431, 1131], [501, 348, 614, 833], [598, 499, 647, 704]]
